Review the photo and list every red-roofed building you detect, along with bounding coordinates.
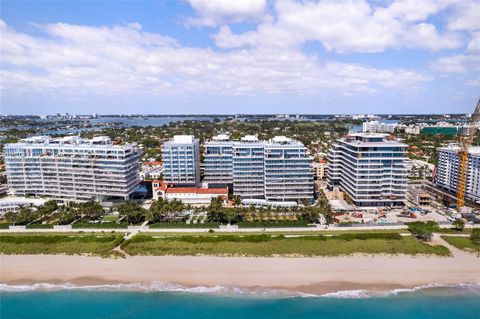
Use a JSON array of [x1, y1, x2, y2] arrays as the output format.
[[152, 180, 227, 205]]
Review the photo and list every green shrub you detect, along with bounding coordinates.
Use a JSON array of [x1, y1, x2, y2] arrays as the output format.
[[0, 234, 120, 244], [471, 229, 480, 245], [408, 221, 439, 241], [335, 233, 403, 241], [452, 219, 465, 231], [160, 234, 283, 244]]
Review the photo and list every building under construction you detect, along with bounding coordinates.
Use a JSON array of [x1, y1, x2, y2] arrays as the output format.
[[435, 145, 480, 204]]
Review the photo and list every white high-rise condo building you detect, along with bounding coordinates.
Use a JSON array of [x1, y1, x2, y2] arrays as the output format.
[[4, 136, 141, 202], [327, 133, 408, 207], [362, 121, 397, 133], [203, 134, 233, 187], [232, 135, 266, 199], [203, 134, 314, 203], [435, 145, 480, 203], [162, 135, 201, 186], [264, 136, 313, 202]]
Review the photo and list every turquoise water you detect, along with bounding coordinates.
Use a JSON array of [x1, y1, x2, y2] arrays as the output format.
[[1, 288, 480, 319]]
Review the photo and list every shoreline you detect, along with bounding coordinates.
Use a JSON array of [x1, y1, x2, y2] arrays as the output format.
[[2, 254, 479, 295]]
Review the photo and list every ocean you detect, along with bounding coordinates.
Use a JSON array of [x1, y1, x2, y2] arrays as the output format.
[[1, 283, 479, 319]]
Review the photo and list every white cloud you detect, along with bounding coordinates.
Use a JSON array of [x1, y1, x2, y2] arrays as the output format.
[[213, 0, 463, 53], [447, 1, 480, 31], [0, 20, 430, 97], [431, 54, 468, 73], [185, 0, 267, 27], [467, 32, 480, 53], [404, 23, 463, 50]]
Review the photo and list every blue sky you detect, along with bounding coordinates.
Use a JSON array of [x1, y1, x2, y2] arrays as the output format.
[[1, 0, 479, 115]]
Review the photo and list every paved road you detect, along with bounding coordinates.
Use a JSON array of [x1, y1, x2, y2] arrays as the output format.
[[1, 224, 478, 234]]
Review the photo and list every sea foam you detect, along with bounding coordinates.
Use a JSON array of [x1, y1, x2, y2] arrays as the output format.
[[1, 282, 479, 299]]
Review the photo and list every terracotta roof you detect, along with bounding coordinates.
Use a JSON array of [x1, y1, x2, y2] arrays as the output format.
[[153, 180, 168, 191], [166, 187, 198, 194], [144, 161, 162, 165], [155, 184, 168, 191], [166, 187, 228, 195], [197, 188, 228, 195]]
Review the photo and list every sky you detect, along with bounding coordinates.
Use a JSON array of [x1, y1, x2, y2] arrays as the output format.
[[0, 0, 479, 115]]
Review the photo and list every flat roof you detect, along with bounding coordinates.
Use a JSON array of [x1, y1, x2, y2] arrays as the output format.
[[6, 136, 136, 149], [438, 145, 480, 155], [172, 135, 195, 143], [166, 187, 228, 195]]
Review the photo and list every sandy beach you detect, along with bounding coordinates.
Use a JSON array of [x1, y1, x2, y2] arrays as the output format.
[[2, 248, 479, 294]]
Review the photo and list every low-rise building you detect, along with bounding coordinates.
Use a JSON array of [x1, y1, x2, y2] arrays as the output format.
[[140, 161, 163, 180], [0, 196, 48, 215], [152, 180, 227, 205], [408, 187, 433, 206], [312, 161, 327, 180]]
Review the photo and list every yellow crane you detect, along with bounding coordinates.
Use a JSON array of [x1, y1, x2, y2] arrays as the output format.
[[457, 98, 480, 209]]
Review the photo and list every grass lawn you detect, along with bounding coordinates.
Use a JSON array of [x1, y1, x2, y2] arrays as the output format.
[[0, 233, 124, 257], [122, 233, 450, 257], [102, 215, 119, 223], [437, 228, 473, 234], [145, 228, 409, 236], [441, 236, 480, 254]]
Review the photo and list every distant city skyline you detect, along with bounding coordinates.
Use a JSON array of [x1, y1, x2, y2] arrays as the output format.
[[1, 0, 479, 115]]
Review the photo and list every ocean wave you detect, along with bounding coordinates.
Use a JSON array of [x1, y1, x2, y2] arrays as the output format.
[[320, 289, 370, 299], [1, 282, 479, 299], [0, 282, 300, 297], [390, 283, 480, 296]]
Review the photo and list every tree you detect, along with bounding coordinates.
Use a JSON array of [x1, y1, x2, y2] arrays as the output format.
[[452, 219, 465, 231], [233, 195, 242, 207], [56, 206, 79, 225], [408, 221, 439, 241], [208, 196, 224, 212], [37, 200, 58, 215], [77, 201, 104, 221], [471, 229, 480, 245], [118, 202, 146, 224]]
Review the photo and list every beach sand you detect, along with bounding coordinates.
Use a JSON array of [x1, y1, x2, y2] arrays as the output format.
[[2, 251, 479, 294], [2, 235, 479, 294]]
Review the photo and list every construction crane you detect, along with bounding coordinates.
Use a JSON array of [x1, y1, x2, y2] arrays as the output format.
[[457, 98, 480, 209]]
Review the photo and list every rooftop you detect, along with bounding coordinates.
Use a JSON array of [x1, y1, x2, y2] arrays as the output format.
[[171, 135, 195, 144], [241, 135, 259, 142], [341, 133, 406, 147], [212, 134, 230, 142], [7, 135, 137, 149], [438, 144, 480, 155]]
